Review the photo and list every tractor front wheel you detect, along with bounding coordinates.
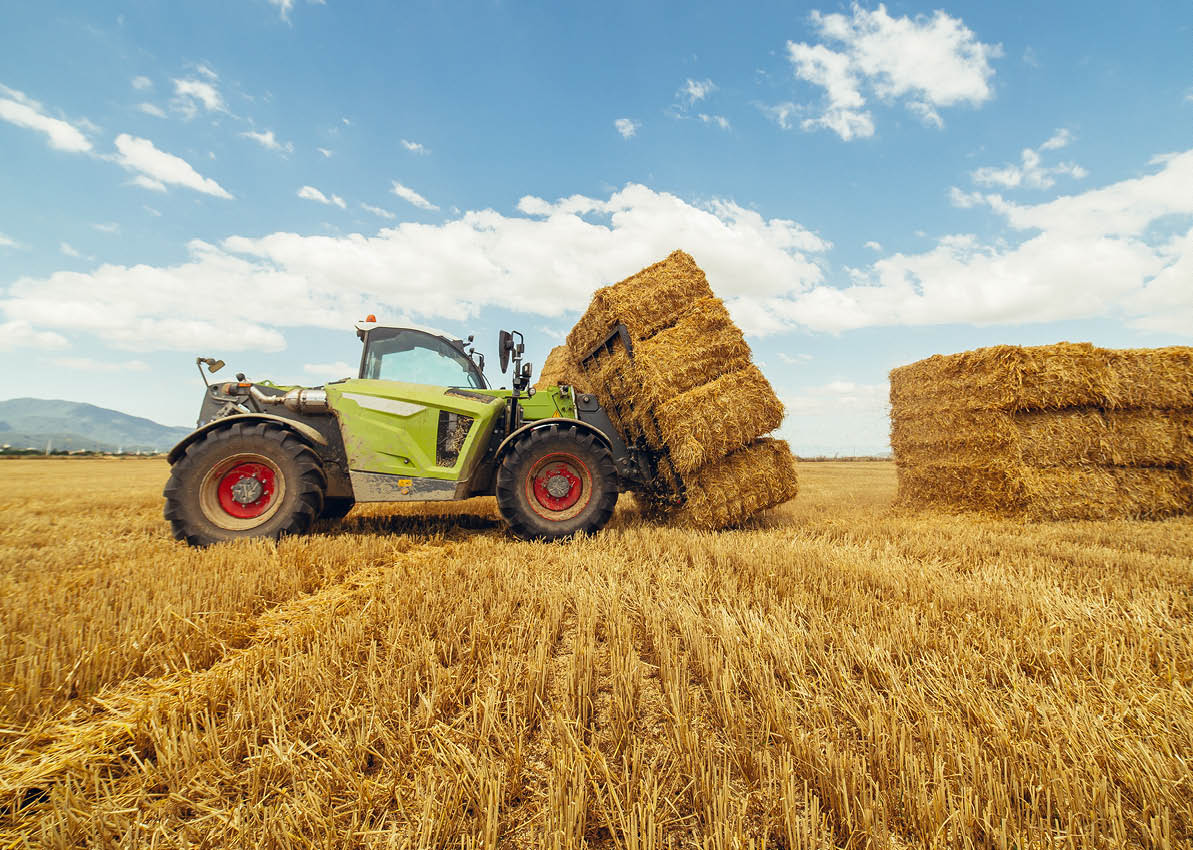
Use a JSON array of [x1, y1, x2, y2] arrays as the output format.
[[495, 424, 618, 540], [163, 422, 326, 547]]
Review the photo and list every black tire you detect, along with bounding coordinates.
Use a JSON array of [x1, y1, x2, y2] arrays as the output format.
[[319, 497, 356, 520], [495, 424, 618, 540], [163, 422, 326, 547]]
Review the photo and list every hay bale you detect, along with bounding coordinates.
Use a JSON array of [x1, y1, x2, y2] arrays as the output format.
[[566, 250, 712, 356], [1022, 467, 1191, 520], [627, 297, 752, 405], [890, 343, 1193, 520], [894, 462, 1026, 515], [668, 438, 799, 529], [651, 364, 785, 474], [534, 345, 587, 391], [889, 342, 1112, 414], [561, 250, 793, 526], [1106, 347, 1193, 409], [894, 462, 1191, 520], [1105, 410, 1193, 467], [892, 408, 1193, 468]]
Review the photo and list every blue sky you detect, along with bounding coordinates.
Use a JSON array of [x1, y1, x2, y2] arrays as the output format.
[[1, 1, 1191, 454]]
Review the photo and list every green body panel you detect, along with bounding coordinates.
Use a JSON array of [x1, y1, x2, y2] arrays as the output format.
[[458, 386, 576, 419], [325, 379, 506, 482]]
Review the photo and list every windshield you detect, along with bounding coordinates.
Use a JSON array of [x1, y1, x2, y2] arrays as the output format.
[[361, 329, 485, 388]]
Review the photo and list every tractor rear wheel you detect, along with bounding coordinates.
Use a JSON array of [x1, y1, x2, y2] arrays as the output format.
[[163, 422, 326, 547], [495, 424, 618, 540]]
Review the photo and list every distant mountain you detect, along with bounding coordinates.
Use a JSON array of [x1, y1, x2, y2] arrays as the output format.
[[0, 398, 192, 452]]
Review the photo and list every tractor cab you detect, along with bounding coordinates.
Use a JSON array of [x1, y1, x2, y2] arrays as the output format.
[[355, 319, 488, 389]]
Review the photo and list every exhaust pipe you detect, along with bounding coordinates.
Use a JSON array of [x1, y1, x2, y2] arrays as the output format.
[[249, 386, 330, 414]]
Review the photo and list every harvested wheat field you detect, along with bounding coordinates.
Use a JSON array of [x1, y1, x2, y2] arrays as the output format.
[[1, 458, 1191, 849]]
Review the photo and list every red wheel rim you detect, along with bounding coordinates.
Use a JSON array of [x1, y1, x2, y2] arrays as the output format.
[[526, 452, 592, 521], [215, 462, 277, 519]]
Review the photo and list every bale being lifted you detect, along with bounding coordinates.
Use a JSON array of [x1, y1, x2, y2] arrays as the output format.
[[890, 343, 1193, 520], [563, 250, 797, 528]]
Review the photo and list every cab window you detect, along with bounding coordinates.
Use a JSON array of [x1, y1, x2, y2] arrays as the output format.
[[361, 329, 485, 388]]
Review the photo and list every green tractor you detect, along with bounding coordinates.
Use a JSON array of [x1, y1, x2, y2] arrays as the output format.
[[164, 320, 649, 546]]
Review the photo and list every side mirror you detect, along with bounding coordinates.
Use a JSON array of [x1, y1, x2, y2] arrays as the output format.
[[207, 359, 225, 373], [498, 330, 514, 373]]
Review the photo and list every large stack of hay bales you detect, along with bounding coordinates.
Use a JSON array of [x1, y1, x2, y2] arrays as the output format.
[[539, 250, 798, 529], [890, 343, 1193, 519]]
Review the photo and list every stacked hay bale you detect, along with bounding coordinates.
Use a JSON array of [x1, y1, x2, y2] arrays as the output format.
[[563, 250, 798, 528], [534, 345, 587, 392], [890, 343, 1193, 519]]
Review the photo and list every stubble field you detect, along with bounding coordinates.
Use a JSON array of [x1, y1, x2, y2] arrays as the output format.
[[0, 458, 1190, 849]]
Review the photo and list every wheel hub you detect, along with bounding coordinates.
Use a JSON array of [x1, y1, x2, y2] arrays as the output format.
[[545, 474, 572, 499], [527, 452, 591, 520], [216, 462, 276, 519], [230, 476, 264, 505]]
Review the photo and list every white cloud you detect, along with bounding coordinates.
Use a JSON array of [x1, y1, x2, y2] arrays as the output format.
[[778, 352, 813, 365], [1039, 128, 1072, 151], [864, 240, 882, 251], [143, 206, 162, 217], [786, 41, 873, 139], [0, 232, 19, 248], [0, 184, 830, 352], [241, 129, 294, 153], [131, 175, 167, 192], [697, 113, 731, 130], [361, 202, 395, 219], [777, 147, 1193, 334], [171, 78, 224, 118], [970, 129, 1086, 189], [303, 361, 355, 379], [131, 76, 153, 91], [137, 102, 167, 118], [52, 356, 149, 372], [780, 380, 891, 455], [317, 147, 333, 157], [0, 84, 92, 152], [906, 100, 942, 129], [194, 63, 218, 81], [614, 118, 639, 138], [784, 380, 887, 415], [536, 325, 567, 342], [0, 320, 68, 351], [60, 242, 83, 258], [401, 139, 429, 154], [92, 222, 120, 234], [392, 181, 438, 211], [115, 134, 233, 198], [269, 0, 294, 20], [298, 185, 346, 208], [786, 4, 1001, 140], [759, 101, 799, 130], [680, 78, 716, 104]]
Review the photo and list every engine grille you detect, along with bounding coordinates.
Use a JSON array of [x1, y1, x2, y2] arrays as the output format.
[[436, 411, 474, 467]]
